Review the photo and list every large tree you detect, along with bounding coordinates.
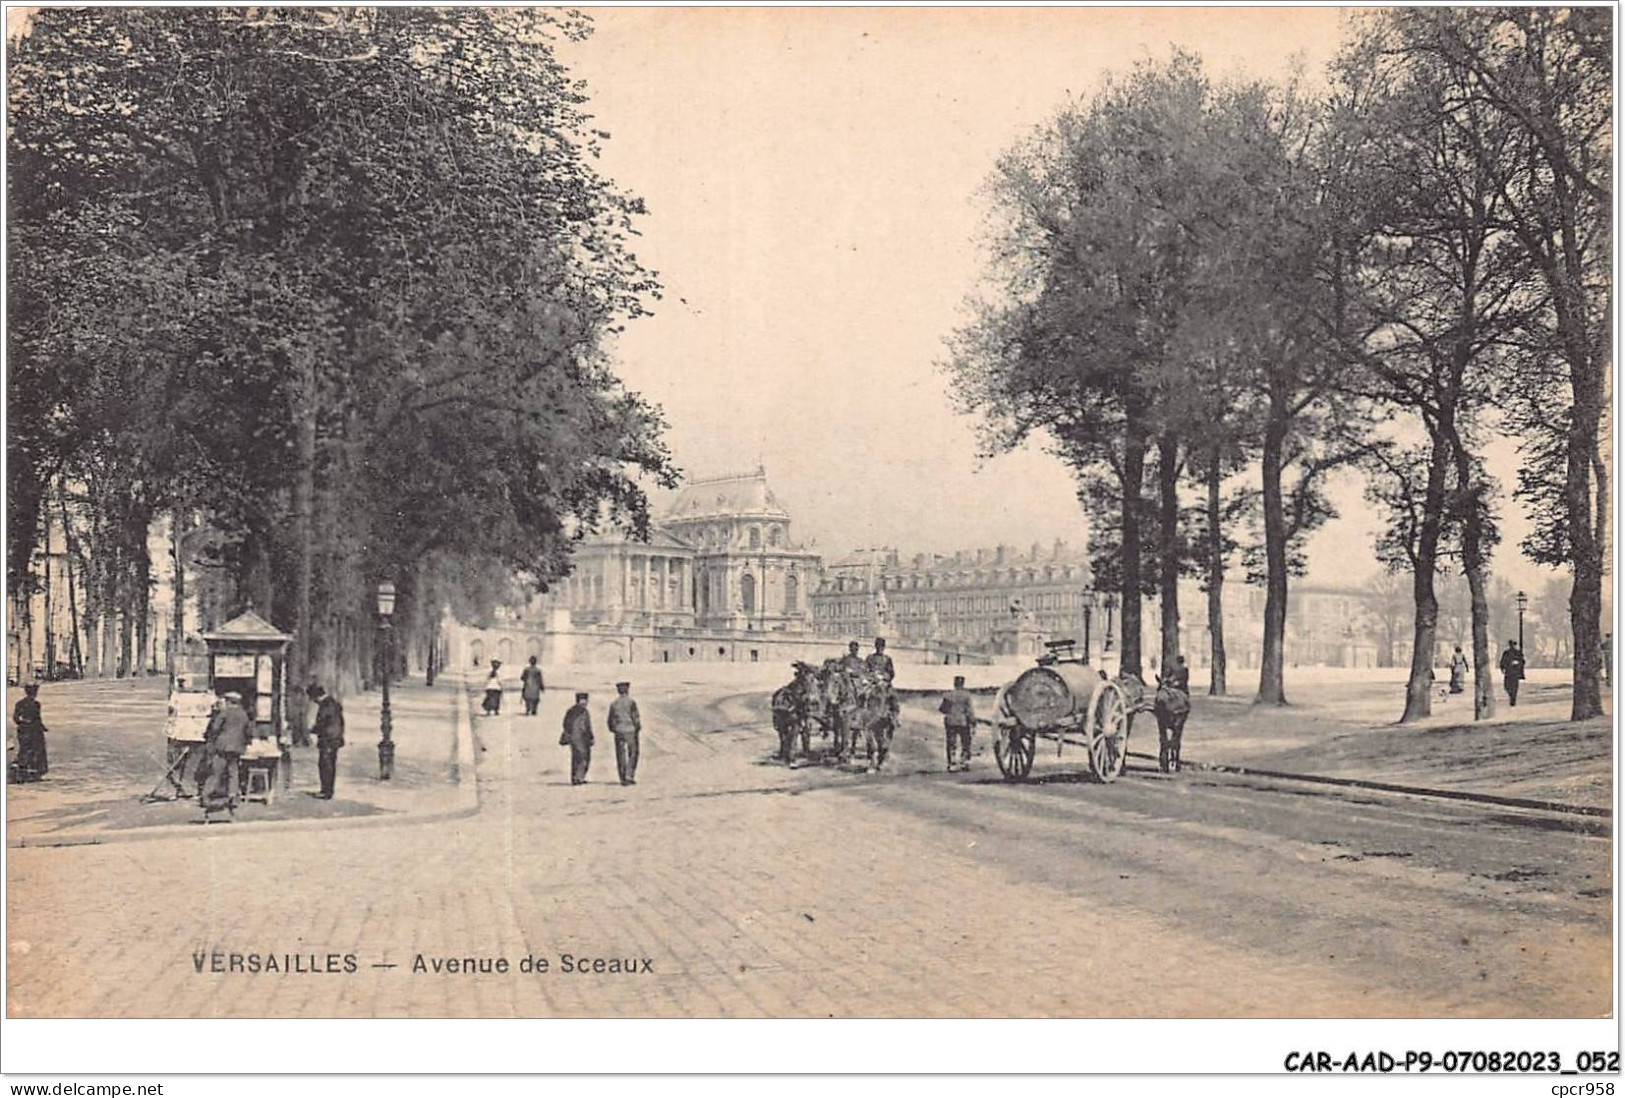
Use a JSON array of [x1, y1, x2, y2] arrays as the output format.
[[8, 9, 675, 699], [1340, 19, 1529, 721], [1385, 8, 1610, 720], [946, 55, 1280, 683]]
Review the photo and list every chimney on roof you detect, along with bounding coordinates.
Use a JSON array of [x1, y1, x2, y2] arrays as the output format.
[[1053, 538, 1065, 560], [995, 545, 1009, 565], [1030, 541, 1042, 561], [913, 553, 926, 569], [976, 549, 988, 565]]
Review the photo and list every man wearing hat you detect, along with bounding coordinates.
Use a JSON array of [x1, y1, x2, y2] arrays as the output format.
[[938, 675, 977, 772], [200, 691, 252, 816], [560, 691, 594, 784], [1499, 639, 1526, 707], [608, 681, 642, 786], [865, 637, 895, 686], [308, 683, 345, 799]]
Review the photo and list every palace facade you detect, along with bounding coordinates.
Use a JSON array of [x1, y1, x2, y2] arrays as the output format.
[[465, 468, 849, 665], [812, 541, 1100, 653]]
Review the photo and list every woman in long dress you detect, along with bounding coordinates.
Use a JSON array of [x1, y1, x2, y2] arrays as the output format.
[[11, 683, 47, 781], [482, 660, 505, 716]]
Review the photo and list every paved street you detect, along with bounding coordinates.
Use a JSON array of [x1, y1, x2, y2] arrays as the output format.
[[6, 672, 1611, 1018]]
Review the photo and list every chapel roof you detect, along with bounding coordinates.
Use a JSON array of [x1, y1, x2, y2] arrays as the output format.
[[664, 467, 790, 522]]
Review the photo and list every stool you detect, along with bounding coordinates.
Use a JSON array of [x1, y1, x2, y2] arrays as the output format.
[[243, 761, 277, 804]]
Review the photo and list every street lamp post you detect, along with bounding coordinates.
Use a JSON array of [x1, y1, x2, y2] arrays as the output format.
[[1082, 590, 1096, 662], [1102, 592, 1119, 653], [377, 581, 396, 781], [1516, 589, 1528, 653]]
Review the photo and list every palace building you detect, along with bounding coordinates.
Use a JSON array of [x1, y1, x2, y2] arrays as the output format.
[[545, 468, 821, 634], [465, 468, 836, 665], [811, 541, 1100, 654]]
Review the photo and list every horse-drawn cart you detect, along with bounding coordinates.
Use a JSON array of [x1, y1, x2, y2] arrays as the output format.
[[991, 640, 1150, 783]]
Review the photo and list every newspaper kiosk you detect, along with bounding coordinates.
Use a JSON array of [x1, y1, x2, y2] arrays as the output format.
[[201, 610, 293, 802], [152, 613, 293, 803]]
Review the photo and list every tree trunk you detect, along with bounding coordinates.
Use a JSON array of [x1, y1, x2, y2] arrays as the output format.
[[100, 541, 120, 679], [1205, 449, 1227, 695], [42, 520, 55, 677], [1157, 433, 1181, 674], [170, 511, 187, 682], [1400, 431, 1452, 723], [289, 348, 317, 738], [134, 538, 151, 676], [1447, 434, 1495, 721], [1119, 414, 1148, 681], [118, 586, 134, 679], [1567, 372, 1604, 719], [59, 487, 82, 677], [85, 610, 101, 680], [1256, 412, 1289, 705]]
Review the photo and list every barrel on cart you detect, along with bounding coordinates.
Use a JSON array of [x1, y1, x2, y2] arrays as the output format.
[[991, 640, 1144, 783]]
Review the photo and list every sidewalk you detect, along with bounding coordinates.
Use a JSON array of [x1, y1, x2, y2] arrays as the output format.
[[6, 674, 475, 847]]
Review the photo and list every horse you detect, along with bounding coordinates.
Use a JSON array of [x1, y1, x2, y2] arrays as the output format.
[[771, 681, 802, 763], [817, 659, 860, 763], [771, 663, 822, 764], [1152, 678, 1190, 773], [850, 671, 899, 771]]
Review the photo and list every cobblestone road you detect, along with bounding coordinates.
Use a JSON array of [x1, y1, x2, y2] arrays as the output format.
[[6, 678, 1611, 1018]]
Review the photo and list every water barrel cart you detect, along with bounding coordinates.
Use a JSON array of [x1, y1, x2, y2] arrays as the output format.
[[992, 640, 1145, 783]]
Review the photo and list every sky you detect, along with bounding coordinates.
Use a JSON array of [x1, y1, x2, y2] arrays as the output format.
[[61, 6, 1565, 594]]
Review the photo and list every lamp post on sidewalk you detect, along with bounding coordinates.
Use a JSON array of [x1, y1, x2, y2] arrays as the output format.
[[1516, 589, 1528, 653], [377, 581, 396, 781], [1102, 592, 1119, 653]]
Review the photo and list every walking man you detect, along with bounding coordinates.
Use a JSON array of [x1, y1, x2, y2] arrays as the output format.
[[1499, 639, 1526, 707], [939, 674, 976, 772], [308, 683, 345, 799], [1449, 646, 1469, 695], [200, 691, 252, 818], [608, 681, 641, 786], [560, 691, 593, 784], [520, 656, 545, 716]]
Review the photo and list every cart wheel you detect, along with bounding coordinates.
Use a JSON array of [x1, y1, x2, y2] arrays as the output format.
[[1089, 683, 1129, 783], [994, 726, 1035, 780]]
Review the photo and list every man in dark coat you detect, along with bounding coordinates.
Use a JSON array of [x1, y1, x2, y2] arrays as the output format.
[[1499, 640, 1526, 707], [608, 681, 641, 786], [520, 657, 545, 716], [938, 675, 976, 772], [200, 691, 252, 816], [11, 683, 47, 782], [560, 691, 593, 784], [308, 683, 345, 799]]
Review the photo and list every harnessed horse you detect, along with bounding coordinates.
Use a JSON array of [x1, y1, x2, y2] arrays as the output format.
[[849, 670, 900, 770]]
